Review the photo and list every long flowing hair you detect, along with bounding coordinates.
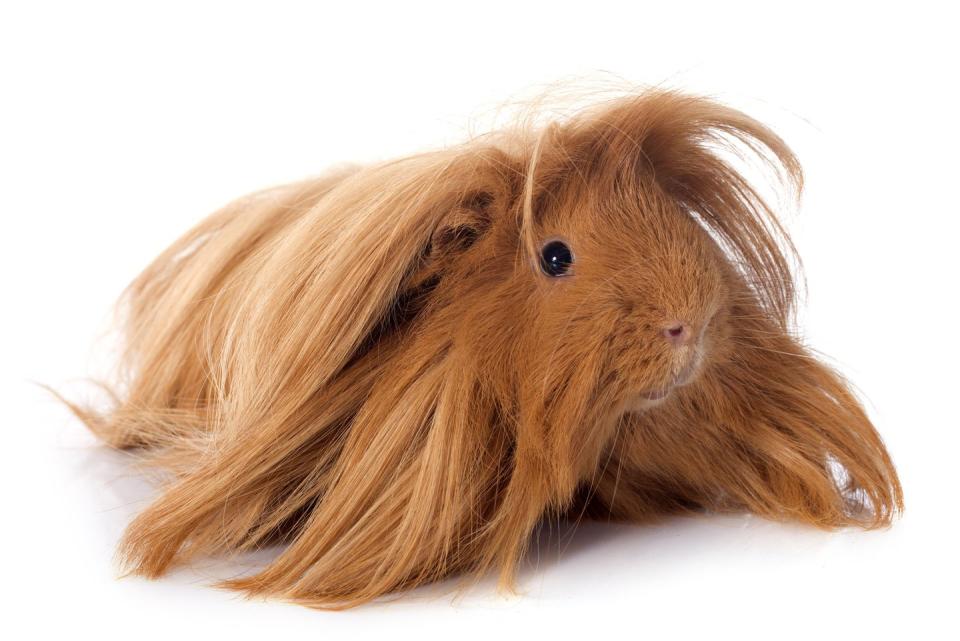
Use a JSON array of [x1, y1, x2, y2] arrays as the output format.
[[62, 89, 902, 608]]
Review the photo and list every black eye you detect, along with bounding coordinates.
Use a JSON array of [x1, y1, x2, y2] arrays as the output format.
[[539, 240, 574, 277]]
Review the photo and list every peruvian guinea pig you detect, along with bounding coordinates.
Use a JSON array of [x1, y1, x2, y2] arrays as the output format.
[[64, 89, 902, 608]]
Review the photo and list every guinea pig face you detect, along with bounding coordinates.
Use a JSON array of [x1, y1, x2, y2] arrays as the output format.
[[519, 180, 730, 417]]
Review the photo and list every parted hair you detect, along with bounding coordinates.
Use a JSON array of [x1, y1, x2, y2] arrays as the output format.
[[65, 89, 902, 608]]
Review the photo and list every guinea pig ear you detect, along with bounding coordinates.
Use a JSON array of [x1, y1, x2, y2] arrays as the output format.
[[403, 190, 494, 289], [433, 191, 495, 250]]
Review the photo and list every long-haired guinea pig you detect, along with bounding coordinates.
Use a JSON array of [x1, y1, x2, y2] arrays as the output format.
[[64, 89, 902, 608]]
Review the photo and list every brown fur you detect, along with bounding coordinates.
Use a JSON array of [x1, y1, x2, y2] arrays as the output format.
[[65, 89, 902, 608]]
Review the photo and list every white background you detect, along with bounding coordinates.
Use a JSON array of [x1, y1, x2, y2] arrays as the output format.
[[2, 1, 957, 638]]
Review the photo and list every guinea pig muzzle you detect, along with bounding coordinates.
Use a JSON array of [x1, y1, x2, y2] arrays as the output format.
[[628, 338, 706, 411]]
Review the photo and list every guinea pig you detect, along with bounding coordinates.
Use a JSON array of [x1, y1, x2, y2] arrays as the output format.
[[65, 89, 902, 608]]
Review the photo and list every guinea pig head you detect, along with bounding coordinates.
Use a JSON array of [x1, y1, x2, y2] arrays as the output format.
[[409, 98, 800, 512]]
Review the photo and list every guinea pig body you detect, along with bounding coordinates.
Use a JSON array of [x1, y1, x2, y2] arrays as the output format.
[[67, 90, 902, 608]]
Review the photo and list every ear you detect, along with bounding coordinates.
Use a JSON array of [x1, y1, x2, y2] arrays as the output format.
[[578, 292, 903, 529], [401, 190, 494, 291]]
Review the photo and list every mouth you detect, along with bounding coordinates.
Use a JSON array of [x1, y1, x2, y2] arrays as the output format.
[[625, 350, 705, 411], [620, 385, 673, 413]]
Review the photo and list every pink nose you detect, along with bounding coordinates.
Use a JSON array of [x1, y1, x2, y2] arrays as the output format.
[[663, 321, 692, 346]]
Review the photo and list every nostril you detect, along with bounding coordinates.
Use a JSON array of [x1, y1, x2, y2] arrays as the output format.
[[663, 322, 690, 345]]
